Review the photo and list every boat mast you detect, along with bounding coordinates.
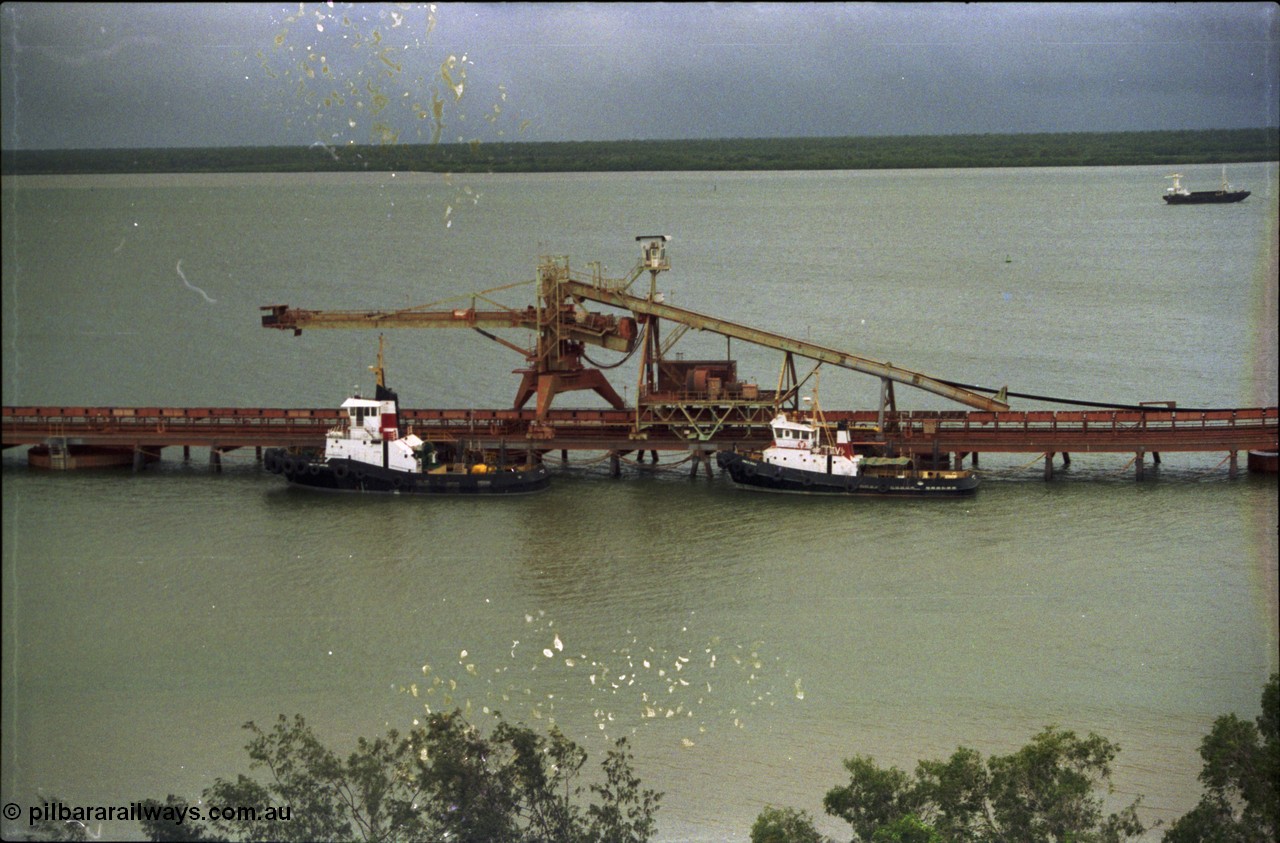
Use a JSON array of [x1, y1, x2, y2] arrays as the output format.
[[807, 369, 835, 449], [370, 334, 387, 388]]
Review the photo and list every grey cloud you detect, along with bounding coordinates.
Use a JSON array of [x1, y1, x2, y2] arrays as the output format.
[[3, 2, 1275, 149]]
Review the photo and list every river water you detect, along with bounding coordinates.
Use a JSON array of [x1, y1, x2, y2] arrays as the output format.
[[2, 164, 1277, 841]]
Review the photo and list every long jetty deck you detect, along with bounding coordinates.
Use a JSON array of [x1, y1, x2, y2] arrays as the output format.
[[12, 239, 1273, 479], [5, 404, 1276, 479]]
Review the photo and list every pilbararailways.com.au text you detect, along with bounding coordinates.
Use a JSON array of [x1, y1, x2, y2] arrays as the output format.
[[16, 800, 292, 827]]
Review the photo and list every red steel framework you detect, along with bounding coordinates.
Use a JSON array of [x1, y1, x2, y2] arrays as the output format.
[[4, 404, 1275, 478], [5, 239, 1276, 477]]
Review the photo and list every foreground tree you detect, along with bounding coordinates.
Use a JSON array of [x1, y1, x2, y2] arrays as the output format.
[[1163, 673, 1278, 843], [16, 794, 94, 842], [135, 796, 213, 842], [820, 726, 1145, 843], [140, 710, 660, 842], [750, 805, 828, 843]]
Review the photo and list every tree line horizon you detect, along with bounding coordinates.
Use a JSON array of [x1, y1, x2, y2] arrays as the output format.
[[3, 128, 1276, 176]]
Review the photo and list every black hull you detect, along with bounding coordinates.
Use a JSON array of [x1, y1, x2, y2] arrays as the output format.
[[264, 449, 550, 495], [1163, 191, 1250, 204], [715, 451, 977, 497]]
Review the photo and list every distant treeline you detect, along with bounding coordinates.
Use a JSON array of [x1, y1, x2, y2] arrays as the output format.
[[3, 128, 1277, 175]]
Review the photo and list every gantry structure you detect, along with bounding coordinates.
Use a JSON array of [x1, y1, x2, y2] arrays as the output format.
[[260, 236, 1009, 441]]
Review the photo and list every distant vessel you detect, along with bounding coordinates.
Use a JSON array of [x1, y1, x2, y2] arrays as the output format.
[[1163, 168, 1250, 204], [715, 411, 977, 497], [264, 342, 549, 495]]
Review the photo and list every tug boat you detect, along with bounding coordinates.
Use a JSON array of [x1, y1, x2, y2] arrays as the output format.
[[264, 347, 549, 495], [716, 412, 977, 497]]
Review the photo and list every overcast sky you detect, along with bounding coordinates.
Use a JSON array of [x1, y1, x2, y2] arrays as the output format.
[[2, 2, 1276, 150]]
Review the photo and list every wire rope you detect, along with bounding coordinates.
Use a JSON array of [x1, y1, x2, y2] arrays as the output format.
[[937, 379, 1243, 413]]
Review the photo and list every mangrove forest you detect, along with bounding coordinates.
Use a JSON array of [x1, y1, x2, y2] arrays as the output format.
[[3, 128, 1277, 176]]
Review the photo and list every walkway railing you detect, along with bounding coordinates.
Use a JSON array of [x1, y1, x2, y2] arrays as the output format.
[[3, 405, 1276, 454]]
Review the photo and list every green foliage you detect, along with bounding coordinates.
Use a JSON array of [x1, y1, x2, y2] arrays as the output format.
[[751, 805, 828, 843], [585, 736, 663, 843], [3, 129, 1276, 175], [136, 796, 214, 842], [824, 756, 922, 841], [1163, 673, 1279, 843], [137, 710, 660, 843], [913, 747, 987, 843], [491, 717, 588, 839], [17, 675, 1278, 842], [822, 727, 1145, 843], [870, 815, 943, 843], [17, 795, 93, 842]]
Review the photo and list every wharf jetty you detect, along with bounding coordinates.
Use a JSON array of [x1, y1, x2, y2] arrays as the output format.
[[5, 237, 1276, 480], [4, 404, 1276, 480]]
